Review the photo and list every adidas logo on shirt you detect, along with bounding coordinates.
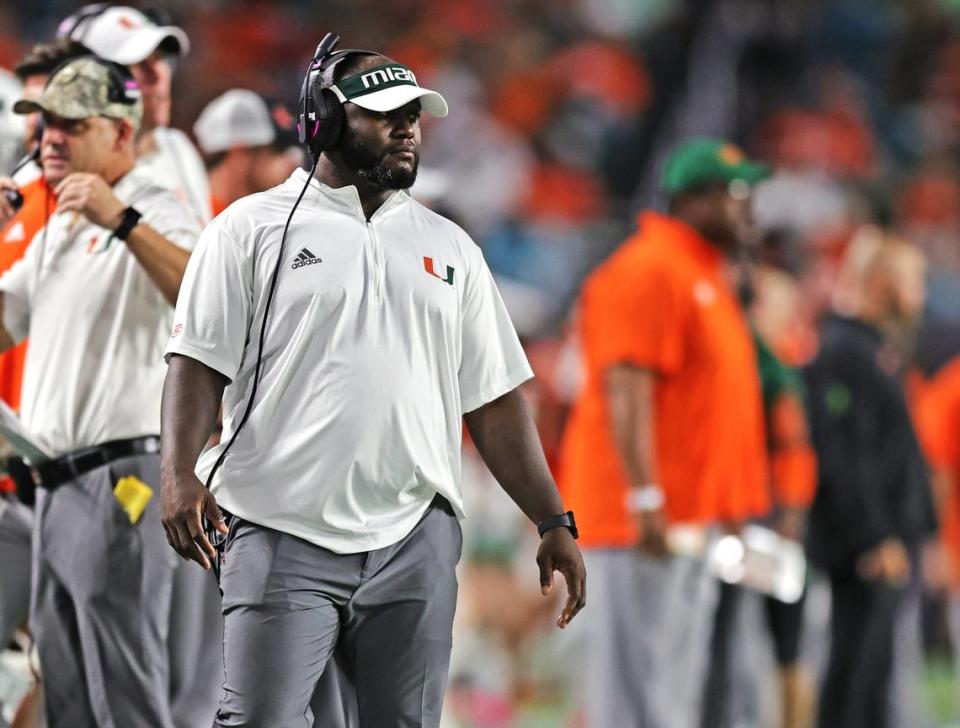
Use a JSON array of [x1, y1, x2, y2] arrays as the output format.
[[292, 248, 322, 269]]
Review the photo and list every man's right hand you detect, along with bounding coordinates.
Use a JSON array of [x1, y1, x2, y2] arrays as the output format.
[[857, 537, 911, 586], [635, 507, 669, 558], [0, 177, 19, 228], [160, 471, 227, 570]]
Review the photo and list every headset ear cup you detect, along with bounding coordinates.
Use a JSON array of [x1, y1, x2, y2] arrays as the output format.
[[307, 86, 343, 154], [315, 88, 345, 152]]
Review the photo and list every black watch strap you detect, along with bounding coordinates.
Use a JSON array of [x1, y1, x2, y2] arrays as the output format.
[[537, 510, 578, 539], [113, 206, 142, 241]]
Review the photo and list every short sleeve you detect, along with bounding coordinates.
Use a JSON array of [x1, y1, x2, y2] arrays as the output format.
[[133, 187, 201, 252], [164, 214, 252, 381], [583, 255, 688, 375], [458, 244, 533, 413]]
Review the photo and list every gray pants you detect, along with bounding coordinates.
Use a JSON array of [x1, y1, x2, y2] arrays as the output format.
[[169, 558, 225, 727], [580, 549, 717, 728], [31, 452, 178, 728], [0, 498, 31, 650], [216, 499, 462, 728]]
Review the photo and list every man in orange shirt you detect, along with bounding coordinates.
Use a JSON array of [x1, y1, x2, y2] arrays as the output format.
[[914, 355, 960, 718], [560, 138, 770, 728]]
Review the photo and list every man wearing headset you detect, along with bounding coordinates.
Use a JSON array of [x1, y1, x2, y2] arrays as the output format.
[[59, 7, 226, 725], [60, 3, 212, 226], [161, 40, 586, 727], [0, 57, 199, 728]]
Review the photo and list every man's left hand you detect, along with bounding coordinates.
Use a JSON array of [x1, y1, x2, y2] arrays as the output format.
[[536, 527, 586, 629], [55, 173, 125, 230]]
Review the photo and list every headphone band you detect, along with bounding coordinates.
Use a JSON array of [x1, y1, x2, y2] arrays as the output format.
[[57, 2, 112, 42], [45, 55, 140, 107]]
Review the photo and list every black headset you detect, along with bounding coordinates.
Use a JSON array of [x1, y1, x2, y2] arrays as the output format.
[[56, 2, 112, 41], [44, 54, 141, 108], [297, 33, 379, 157]]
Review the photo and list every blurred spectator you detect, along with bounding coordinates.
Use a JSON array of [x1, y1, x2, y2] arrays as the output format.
[[914, 354, 960, 721], [804, 231, 938, 728], [559, 138, 770, 728], [193, 88, 303, 215], [63, 4, 213, 225]]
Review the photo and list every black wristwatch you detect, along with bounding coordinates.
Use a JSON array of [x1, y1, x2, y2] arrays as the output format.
[[537, 510, 579, 539], [113, 206, 142, 241]]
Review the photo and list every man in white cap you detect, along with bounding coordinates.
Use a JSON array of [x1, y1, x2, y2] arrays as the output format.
[[61, 3, 212, 225], [194, 89, 304, 216], [161, 45, 586, 727]]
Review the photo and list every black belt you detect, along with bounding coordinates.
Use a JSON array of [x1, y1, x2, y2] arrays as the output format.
[[35, 436, 160, 491]]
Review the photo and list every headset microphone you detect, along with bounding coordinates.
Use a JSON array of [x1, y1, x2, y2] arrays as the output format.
[[2, 188, 23, 212], [315, 32, 340, 60], [2, 147, 40, 212]]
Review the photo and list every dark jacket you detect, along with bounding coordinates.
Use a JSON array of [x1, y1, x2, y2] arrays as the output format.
[[803, 314, 937, 571]]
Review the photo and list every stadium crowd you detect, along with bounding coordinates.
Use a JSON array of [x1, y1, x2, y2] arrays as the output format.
[[1, 0, 960, 727]]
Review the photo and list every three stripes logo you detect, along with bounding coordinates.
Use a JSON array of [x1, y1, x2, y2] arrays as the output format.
[[292, 247, 322, 269]]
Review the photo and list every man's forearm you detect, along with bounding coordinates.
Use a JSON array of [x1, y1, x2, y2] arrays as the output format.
[[605, 364, 659, 489], [160, 354, 227, 483], [463, 388, 566, 523], [125, 223, 191, 306]]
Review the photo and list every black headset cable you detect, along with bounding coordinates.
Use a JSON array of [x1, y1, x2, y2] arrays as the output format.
[[204, 155, 320, 568]]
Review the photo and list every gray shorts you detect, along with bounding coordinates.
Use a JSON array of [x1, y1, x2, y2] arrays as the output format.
[[216, 497, 462, 728]]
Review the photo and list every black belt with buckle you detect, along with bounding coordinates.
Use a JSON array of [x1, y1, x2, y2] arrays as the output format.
[[34, 436, 161, 491]]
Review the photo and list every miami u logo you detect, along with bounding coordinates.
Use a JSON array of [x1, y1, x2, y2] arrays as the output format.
[[423, 257, 454, 286]]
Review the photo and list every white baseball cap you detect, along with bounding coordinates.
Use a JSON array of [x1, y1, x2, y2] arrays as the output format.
[[62, 6, 190, 66], [194, 89, 298, 155]]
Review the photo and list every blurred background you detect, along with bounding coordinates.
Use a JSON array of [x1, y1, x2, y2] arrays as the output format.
[[4, 0, 960, 726]]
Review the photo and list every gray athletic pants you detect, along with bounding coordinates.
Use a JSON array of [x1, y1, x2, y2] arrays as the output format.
[[215, 497, 462, 728], [579, 549, 717, 728], [168, 557, 225, 727], [0, 498, 31, 650], [31, 452, 178, 728]]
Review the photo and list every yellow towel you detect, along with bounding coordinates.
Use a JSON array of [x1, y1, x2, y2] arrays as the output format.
[[113, 476, 153, 524]]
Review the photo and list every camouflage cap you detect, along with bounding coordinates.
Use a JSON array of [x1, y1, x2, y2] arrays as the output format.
[[12, 57, 142, 130]]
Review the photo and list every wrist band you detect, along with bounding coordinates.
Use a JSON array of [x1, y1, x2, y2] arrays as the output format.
[[113, 206, 142, 242], [537, 511, 579, 539], [626, 486, 665, 513]]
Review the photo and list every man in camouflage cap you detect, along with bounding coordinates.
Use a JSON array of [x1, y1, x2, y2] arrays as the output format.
[[0, 55, 201, 727]]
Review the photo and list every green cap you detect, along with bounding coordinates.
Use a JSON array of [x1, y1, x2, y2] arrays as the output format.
[[661, 138, 768, 196], [13, 57, 142, 130]]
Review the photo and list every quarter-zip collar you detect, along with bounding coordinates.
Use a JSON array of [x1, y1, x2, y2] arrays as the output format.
[[291, 167, 411, 222]]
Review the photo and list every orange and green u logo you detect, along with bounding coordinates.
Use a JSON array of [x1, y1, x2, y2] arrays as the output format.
[[424, 256, 455, 286]]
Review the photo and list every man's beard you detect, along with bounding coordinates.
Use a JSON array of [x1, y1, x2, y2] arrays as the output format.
[[340, 134, 418, 190]]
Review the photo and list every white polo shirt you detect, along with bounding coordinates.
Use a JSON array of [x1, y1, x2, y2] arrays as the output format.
[[165, 168, 533, 554], [0, 165, 200, 456], [139, 127, 212, 227]]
